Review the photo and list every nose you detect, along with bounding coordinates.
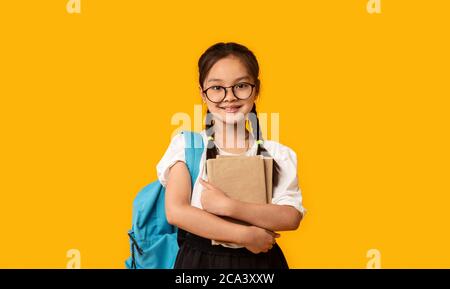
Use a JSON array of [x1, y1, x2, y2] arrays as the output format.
[[223, 86, 238, 102]]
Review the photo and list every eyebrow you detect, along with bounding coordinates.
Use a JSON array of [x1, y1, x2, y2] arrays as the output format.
[[207, 76, 251, 83]]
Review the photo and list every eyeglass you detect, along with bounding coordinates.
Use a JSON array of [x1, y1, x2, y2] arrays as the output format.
[[202, 82, 256, 103]]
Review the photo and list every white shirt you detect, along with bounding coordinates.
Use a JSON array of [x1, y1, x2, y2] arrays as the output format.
[[156, 130, 306, 216]]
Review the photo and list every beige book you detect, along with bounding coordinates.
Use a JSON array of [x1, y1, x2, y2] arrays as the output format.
[[216, 155, 273, 202], [206, 156, 267, 204], [206, 155, 273, 247]]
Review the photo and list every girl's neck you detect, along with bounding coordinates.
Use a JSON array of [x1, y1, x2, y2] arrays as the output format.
[[213, 120, 250, 150]]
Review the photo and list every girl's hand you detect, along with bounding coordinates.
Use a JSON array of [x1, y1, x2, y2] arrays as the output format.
[[200, 178, 234, 216], [242, 226, 280, 254]]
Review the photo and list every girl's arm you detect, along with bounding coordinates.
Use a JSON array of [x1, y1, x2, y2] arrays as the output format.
[[227, 201, 302, 232], [200, 179, 303, 232], [165, 161, 278, 253]]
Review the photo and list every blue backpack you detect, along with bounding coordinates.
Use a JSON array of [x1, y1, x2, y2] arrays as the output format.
[[125, 130, 204, 269]]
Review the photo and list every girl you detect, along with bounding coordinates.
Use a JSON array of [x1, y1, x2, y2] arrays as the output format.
[[158, 42, 306, 269]]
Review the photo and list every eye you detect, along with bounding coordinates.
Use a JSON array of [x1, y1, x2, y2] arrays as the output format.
[[210, 86, 223, 91], [235, 83, 250, 89]]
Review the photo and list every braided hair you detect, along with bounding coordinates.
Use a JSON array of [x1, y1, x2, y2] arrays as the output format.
[[204, 104, 280, 187], [199, 42, 280, 186]]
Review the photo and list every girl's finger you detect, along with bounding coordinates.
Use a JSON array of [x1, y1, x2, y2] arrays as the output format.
[[266, 230, 281, 238], [201, 178, 216, 189], [199, 178, 213, 189]]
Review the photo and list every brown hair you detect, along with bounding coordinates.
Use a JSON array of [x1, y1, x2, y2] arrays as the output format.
[[199, 42, 280, 186]]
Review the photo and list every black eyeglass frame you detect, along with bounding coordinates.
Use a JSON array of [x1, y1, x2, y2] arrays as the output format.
[[202, 82, 256, 103]]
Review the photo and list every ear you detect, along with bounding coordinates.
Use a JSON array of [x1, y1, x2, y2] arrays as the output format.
[[253, 82, 259, 101], [199, 86, 207, 103]]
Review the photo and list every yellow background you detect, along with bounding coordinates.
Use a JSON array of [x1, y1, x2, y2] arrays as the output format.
[[1, 0, 449, 268]]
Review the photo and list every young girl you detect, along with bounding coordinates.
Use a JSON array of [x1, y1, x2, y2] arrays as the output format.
[[158, 42, 306, 269]]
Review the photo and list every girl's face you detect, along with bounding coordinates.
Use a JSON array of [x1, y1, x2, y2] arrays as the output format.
[[200, 55, 258, 125]]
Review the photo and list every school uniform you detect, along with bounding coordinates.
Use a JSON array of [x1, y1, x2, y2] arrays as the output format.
[[156, 130, 306, 269]]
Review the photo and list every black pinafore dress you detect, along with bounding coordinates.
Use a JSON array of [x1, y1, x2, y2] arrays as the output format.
[[174, 228, 289, 269]]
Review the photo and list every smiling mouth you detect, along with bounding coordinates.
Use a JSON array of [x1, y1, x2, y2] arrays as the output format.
[[219, 105, 242, 113]]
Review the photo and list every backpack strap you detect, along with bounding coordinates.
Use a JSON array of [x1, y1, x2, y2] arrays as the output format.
[[181, 130, 204, 193], [176, 130, 204, 248]]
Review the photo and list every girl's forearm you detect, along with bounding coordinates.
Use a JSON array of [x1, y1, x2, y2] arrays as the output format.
[[225, 200, 302, 232], [167, 203, 250, 245]]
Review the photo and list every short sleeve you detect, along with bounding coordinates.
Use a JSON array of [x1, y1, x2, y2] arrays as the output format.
[[271, 145, 307, 217], [156, 133, 185, 187]]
